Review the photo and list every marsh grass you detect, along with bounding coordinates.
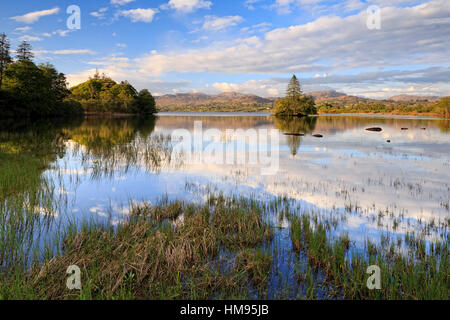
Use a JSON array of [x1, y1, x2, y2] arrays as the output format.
[[0, 196, 275, 299], [236, 248, 273, 290], [289, 214, 449, 300], [210, 195, 274, 250]]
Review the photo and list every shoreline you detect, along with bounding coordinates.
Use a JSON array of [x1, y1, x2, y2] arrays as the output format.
[[156, 111, 448, 120]]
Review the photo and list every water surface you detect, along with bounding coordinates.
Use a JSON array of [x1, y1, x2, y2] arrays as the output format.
[[1, 114, 449, 292]]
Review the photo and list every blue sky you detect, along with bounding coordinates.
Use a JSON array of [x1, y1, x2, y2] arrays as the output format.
[[1, 0, 449, 98]]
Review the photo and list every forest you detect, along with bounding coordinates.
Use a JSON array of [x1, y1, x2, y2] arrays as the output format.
[[0, 33, 157, 118]]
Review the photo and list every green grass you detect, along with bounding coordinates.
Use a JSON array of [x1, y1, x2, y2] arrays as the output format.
[[289, 214, 448, 300], [0, 197, 275, 300]]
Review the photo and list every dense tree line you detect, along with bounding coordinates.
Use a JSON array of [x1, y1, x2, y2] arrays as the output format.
[[0, 33, 157, 118], [435, 97, 450, 118], [0, 34, 83, 118], [317, 97, 450, 118], [69, 72, 157, 114], [274, 75, 317, 117]]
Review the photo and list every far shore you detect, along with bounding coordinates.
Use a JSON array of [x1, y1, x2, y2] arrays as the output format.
[[154, 110, 448, 119], [79, 110, 449, 119]]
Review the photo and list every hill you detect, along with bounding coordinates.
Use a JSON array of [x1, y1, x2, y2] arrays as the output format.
[[154, 90, 446, 117], [155, 92, 274, 112], [387, 94, 440, 102]]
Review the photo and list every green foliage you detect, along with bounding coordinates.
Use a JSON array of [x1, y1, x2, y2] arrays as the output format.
[[16, 41, 34, 61], [0, 34, 155, 118], [274, 75, 317, 116], [133, 89, 157, 114], [1, 60, 82, 117], [435, 97, 450, 118], [274, 95, 317, 116], [0, 33, 12, 89], [317, 99, 449, 118], [69, 73, 157, 115], [0, 36, 83, 118]]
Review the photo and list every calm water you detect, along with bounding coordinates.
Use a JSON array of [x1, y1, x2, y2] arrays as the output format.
[[2, 113, 449, 298], [50, 114, 449, 227], [6, 114, 448, 235]]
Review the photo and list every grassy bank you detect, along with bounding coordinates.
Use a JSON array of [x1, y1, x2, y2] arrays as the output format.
[[0, 193, 447, 300]]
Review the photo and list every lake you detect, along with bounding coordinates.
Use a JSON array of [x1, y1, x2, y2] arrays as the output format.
[[1, 113, 448, 299]]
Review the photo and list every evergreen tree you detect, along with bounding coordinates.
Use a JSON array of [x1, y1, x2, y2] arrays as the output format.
[[16, 41, 34, 61], [0, 33, 12, 89], [286, 74, 302, 99]]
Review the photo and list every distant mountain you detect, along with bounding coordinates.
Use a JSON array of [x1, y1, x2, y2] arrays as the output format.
[[387, 94, 440, 102], [305, 90, 348, 100], [155, 91, 352, 109], [155, 90, 442, 112], [155, 92, 274, 110]]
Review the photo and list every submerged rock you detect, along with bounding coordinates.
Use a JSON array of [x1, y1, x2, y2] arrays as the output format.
[[387, 140, 391, 143], [366, 127, 383, 132], [313, 134, 323, 138], [283, 133, 305, 136], [401, 128, 409, 130]]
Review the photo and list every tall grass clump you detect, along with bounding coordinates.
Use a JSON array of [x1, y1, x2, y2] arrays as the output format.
[[2, 196, 274, 300], [290, 214, 449, 300]]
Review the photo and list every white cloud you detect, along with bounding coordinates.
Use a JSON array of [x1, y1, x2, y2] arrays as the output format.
[[274, 0, 296, 14], [241, 22, 272, 34], [11, 7, 60, 24], [65, 0, 450, 97], [91, 8, 108, 19], [245, 0, 264, 10], [203, 16, 244, 31], [53, 49, 97, 55], [132, 0, 449, 77], [53, 29, 74, 37], [18, 35, 43, 42], [14, 26, 32, 33], [165, 0, 212, 13], [111, 0, 136, 6], [212, 80, 283, 97], [213, 82, 240, 92], [66, 56, 192, 93], [119, 8, 158, 23]]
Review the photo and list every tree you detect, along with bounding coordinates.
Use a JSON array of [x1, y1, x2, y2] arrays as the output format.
[[16, 41, 34, 61], [2, 59, 82, 117], [133, 89, 157, 114], [39, 63, 71, 101], [0, 33, 12, 89], [435, 97, 450, 118], [286, 74, 302, 99], [274, 74, 317, 116], [69, 73, 156, 115], [3, 60, 55, 115]]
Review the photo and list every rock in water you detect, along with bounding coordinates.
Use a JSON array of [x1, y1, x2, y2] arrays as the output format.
[[283, 133, 305, 136], [366, 127, 383, 132], [313, 134, 323, 138]]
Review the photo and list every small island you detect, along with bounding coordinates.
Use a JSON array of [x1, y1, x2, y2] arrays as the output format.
[[273, 75, 317, 117]]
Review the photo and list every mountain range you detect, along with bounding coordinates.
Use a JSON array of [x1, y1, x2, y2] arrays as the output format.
[[155, 90, 441, 111]]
